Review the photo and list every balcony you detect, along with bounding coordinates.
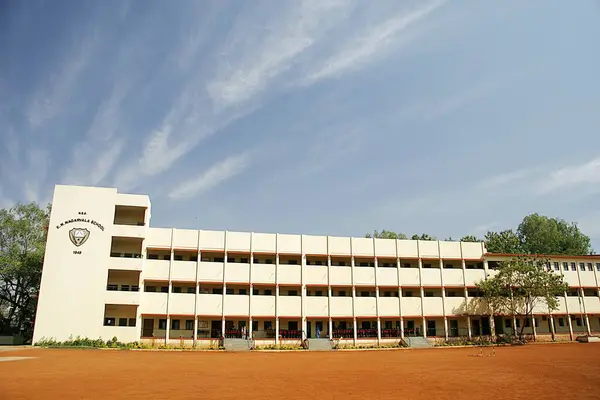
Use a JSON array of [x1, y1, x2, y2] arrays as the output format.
[[224, 295, 249, 316], [330, 297, 353, 317], [144, 259, 170, 280], [278, 296, 301, 317], [379, 297, 400, 317], [355, 297, 376, 317], [421, 268, 442, 286], [109, 256, 142, 271], [140, 292, 168, 314], [168, 293, 195, 315], [105, 289, 140, 306], [401, 297, 422, 317], [196, 293, 223, 316], [399, 267, 420, 286], [110, 237, 143, 259], [251, 295, 275, 316], [251, 264, 275, 284], [305, 297, 328, 317], [106, 270, 140, 306], [330, 266, 352, 286], [114, 205, 146, 226]]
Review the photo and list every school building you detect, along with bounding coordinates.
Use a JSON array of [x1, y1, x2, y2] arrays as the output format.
[[32, 185, 600, 347]]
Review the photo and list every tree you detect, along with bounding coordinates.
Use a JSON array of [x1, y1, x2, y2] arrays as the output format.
[[484, 230, 522, 253], [0, 202, 50, 342], [517, 214, 592, 255], [460, 235, 480, 243], [476, 256, 568, 342], [411, 233, 436, 241], [365, 230, 408, 240]]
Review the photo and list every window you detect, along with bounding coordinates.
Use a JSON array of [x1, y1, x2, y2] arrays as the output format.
[[288, 321, 298, 330], [287, 260, 298, 265], [338, 291, 346, 297], [563, 262, 568, 271], [315, 290, 323, 296], [570, 263, 576, 271], [264, 321, 272, 330], [253, 288, 260, 295], [145, 286, 156, 292], [447, 291, 456, 297], [252, 321, 258, 331], [187, 286, 195, 294], [404, 291, 413, 297], [587, 263, 593, 271], [190, 255, 198, 262], [173, 286, 182, 293], [104, 317, 115, 326], [288, 290, 298, 296], [403, 263, 411, 268], [445, 264, 453, 269], [227, 257, 235, 263], [212, 288, 223, 295], [159, 319, 167, 330], [131, 285, 139, 292], [128, 318, 136, 327], [226, 288, 234, 295], [425, 291, 433, 297], [185, 320, 194, 330], [118, 318, 127, 327], [240, 258, 249, 263], [174, 255, 183, 261], [147, 254, 158, 260], [504, 319, 511, 328], [107, 284, 118, 291], [171, 320, 180, 330], [265, 259, 273, 264], [524, 318, 530, 327], [384, 291, 391, 297], [466, 264, 475, 269], [160, 286, 168, 293], [423, 263, 432, 268], [553, 262, 560, 271], [239, 289, 247, 295], [558, 318, 564, 327], [579, 263, 585, 271], [264, 289, 272, 296], [597, 263, 600, 272]]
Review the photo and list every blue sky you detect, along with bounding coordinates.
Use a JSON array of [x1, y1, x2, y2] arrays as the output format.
[[2, 0, 600, 247]]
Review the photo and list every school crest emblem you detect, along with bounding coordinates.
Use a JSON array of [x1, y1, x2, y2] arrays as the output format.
[[69, 228, 90, 247]]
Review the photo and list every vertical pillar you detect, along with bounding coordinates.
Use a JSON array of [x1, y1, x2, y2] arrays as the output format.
[[584, 314, 592, 335], [165, 316, 171, 345], [531, 316, 537, 341], [275, 318, 280, 345], [400, 317, 404, 338], [353, 318, 358, 345], [376, 318, 381, 344], [467, 316, 472, 340], [567, 314, 574, 340], [422, 316, 427, 338], [328, 318, 333, 340], [193, 318, 198, 344], [221, 317, 225, 338], [512, 315, 517, 335], [248, 317, 253, 340], [443, 317, 449, 339], [275, 285, 280, 344], [549, 315, 556, 341]]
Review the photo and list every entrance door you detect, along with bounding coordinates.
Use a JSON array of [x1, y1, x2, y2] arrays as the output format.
[[406, 320, 415, 336], [449, 320, 459, 337], [315, 321, 323, 338], [482, 317, 491, 335], [426, 320, 436, 337], [494, 316, 504, 335], [472, 319, 481, 336], [142, 319, 153, 337], [211, 320, 222, 338]]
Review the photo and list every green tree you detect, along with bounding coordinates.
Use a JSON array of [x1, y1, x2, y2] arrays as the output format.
[[517, 213, 592, 255], [0, 202, 50, 342], [460, 235, 480, 242], [365, 230, 408, 240], [484, 229, 522, 253], [476, 256, 568, 342], [410, 233, 437, 241]]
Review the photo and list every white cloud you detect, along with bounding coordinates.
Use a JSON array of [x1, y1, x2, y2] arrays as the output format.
[[300, 0, 446, 85], [27, 29, 98, 128], [207, 0, 354, 109], [169, 153, 253, 200], [536, 157, 600, 194]]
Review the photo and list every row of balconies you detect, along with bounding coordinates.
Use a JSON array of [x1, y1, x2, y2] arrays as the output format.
[[109, 258, 599, 287], [106, 291, 600, 317]]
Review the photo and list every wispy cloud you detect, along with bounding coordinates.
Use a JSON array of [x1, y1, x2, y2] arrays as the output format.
[[169, 152, 253, 200], [26, 29, 98, 129], [300, 0, 446, 85], [536, 157, 600, 194], [207, 0, 354, 109]]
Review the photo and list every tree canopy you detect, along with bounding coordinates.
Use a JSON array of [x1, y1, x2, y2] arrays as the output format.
[[476, 256, 569, 341], [365, 213, 593, 255], [0, 202, 50, 341]]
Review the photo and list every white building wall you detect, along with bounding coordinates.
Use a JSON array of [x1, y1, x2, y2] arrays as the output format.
[[34, 184, 600, 344]]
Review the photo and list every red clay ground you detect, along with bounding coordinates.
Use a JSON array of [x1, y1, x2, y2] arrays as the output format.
[[1, 343, 599, 400]]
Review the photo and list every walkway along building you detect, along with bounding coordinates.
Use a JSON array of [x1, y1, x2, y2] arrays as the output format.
[[32, 185, 600, 346]]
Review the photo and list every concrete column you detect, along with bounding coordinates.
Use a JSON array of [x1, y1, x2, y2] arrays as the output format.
[[512, 315, 517, 336], [165, 316, 170, 345], [531, 316, 537, 341], [275, 285, 280, 344], [376, 318, 381, 344], [467, 316, 472, 340], [549, 315, 556, 340], [193, 318, 198, 344], [248, 317, 253, 340], [422, 316, 427, 338], [400, 317, 404, 338], [443, 317, 448, 339], [328, 318, 333, 340], [353, 318, 358, 345], [567, 315, 574, 340], [221, 317, 225, 338], [585, 314, 592, 335]]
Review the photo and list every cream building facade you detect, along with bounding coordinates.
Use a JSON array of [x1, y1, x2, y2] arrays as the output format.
[[32, 185, 600, 346]]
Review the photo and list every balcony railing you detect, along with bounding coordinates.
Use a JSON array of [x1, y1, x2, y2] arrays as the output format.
[[279, 329, 302, 339], [106, 284, 140, 292], [114, 220, 145, 226], [110, 252, 143, 258]]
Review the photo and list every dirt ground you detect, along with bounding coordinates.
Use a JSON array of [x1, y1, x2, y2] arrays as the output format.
[[1, 343, 599, 400]]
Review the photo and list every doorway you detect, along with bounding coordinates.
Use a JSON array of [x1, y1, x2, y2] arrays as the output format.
[[426, 320, 436, 337], [315, 321, 323, 338], [142, 319, 153, 337], [472, 319, 481, 336]]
